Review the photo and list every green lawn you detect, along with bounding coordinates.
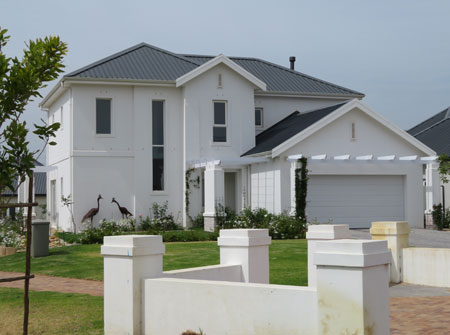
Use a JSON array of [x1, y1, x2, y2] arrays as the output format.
[[0, 239, 307, 334], [0, 239, 308, 285], [0, 288, 103, 335]]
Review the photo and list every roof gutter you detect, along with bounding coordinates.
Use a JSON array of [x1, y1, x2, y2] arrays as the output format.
[[254, 90, 365, 100]]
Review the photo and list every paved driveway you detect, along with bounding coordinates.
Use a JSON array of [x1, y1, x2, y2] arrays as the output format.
[[351, 228, 450, 248]]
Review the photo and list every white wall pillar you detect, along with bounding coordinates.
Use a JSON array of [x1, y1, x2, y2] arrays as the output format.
[[203, 163, 225, 231], [101, 235, 165, 335], [289, 161, 297, 215], [370, 221, 410, 283], [306, 224, 350, 287], [314, 239, 391, 335], [218, 229, 272, 284], [425, 163, 441, 212]]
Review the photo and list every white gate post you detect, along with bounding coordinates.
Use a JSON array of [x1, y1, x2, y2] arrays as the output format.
[[314, 239, 391, 335], [370, 221, 410, 283], [101, 235, 165, 335], [218, 229, 272, 283], [306, 224, 350, 287]]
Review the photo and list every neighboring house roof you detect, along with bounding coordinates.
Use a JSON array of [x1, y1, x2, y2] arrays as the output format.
[[243, 103, 345, 156], [244, 99, 436, 158], [408, 107, 450, 155], [55, 43, 363, 98], [2, 172, 47, 196]]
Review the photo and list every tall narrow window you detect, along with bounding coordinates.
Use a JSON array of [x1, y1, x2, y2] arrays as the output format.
[[351, 122, 356, 140], [96, 99, 111, 134], [255, 108, 263, 127], [152, 101, 164, 191], [60, 106, 64, 129], [60, 177, 64, 198], [213, 101, 227, 142]]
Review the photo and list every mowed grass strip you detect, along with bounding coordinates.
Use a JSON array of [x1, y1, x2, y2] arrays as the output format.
[[0, 239, 308, 285], [0, 287, 103, 335]]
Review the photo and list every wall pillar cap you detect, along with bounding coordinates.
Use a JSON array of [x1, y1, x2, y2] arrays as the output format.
[[218, 229, 272, 247], [370, 221, 410, 236], [306, 224, 350, 240], [101, 235, 165, 257], [314, 239, 390, 268]]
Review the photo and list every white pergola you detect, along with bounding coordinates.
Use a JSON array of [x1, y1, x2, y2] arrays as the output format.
[[287, 154, 438, 163]]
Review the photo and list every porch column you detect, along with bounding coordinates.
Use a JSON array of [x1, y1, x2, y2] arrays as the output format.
[[240, 166, 248, 210], [203, 163, 225, 232]]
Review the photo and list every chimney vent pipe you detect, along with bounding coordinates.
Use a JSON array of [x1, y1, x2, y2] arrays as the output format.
[[289, 56, 296, 70]]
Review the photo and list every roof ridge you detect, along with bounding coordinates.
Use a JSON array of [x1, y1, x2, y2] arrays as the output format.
[[411, 116, 450, 138], [408, 107, 450, 135], [66, 43, 200, 78]]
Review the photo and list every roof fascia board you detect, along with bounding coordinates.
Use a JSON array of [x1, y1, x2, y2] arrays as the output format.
[[271, 99, 436, 158], [255, 91, 364, 99], [176, 54, 267, 90]]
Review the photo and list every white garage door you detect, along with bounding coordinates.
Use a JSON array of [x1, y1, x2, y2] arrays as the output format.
[[306, 175, 405, 228]]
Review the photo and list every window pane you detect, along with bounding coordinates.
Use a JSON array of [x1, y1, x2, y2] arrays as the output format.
[[152, 101, 164, 145], [213, 127, 227, 142], [96, 99, 111, 134], [255, 109, 262, 126], [214, 102, 226, 125], [153, 146, 164, 191]]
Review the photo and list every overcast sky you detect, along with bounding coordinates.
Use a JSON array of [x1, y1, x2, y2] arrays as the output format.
[[2, 0, 450, 160]]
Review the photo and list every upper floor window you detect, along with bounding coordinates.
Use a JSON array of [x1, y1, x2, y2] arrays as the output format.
[[96, 99, 111, 134], [152, 100, 164, 191], [213, 101, 227, 142], [255, 108, 263, 128]]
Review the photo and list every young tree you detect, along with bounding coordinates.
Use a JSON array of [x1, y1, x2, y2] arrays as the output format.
[[0, 27, 67, 335], [0, 27, 67, 194]]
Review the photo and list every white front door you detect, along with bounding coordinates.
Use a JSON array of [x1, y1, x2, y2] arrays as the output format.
[[306, 175, 405, 228], [225, 172, 236, 212]]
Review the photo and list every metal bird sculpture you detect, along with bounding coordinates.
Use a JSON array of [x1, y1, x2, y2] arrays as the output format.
[[112, 197, 133, 219], [81, 194, 103, 226]]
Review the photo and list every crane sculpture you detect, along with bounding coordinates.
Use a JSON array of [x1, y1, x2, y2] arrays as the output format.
[[111, 197, 133, 219], [81, 194, 103, 227]]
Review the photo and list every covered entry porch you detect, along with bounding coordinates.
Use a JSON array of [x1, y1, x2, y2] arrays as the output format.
[[187, 157, 268, 231]]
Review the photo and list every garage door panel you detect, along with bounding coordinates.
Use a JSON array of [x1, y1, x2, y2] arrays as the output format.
[[306, 175, 405, 228]]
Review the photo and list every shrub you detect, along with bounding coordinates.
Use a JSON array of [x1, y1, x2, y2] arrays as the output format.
[[432, 204, 444, 230], [190, 213, 204, 229], [79, 219, 135, 244], [161, 230, 218, 242], [0, 215, 25, 248], [142, 202, 180, 232], [54, 231, 81, 244]]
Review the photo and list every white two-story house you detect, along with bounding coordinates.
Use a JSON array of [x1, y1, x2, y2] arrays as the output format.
[[40, 43, 435, 231]]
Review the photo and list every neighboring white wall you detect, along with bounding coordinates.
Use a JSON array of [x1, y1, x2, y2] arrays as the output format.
[[144, 278, 317, 335], [163, 264, 242, 282], [403, 247, 450, 287], [254, 95, 348, 133]]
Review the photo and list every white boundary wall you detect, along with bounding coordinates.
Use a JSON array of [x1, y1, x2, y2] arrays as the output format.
[[403, 248, 450, 287], [102, 227, 391, 335]]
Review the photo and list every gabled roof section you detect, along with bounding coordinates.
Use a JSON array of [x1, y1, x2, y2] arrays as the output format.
[[408, 107, 450, 155], [243, 103, 345, 156], [65, 43, 200, 81], [175, 54, 266, 90], [243, 100, 436, 158], [182, 54, 364, 98]]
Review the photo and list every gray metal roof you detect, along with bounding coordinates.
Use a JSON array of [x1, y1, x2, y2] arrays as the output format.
[[65, 43, 364, 97], [408, 107, 450, 155], [182, 54, 364, 97], [243, 102, 346, 156], [2, 172, 47, 196]]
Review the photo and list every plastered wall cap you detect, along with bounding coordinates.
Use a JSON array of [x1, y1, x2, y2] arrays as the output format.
[[101, 235, 165, 256], [370, 221, 410, 235], [218, 236, 272, 247], [306, 224, 350, 240], [219, 229, 269, 238]]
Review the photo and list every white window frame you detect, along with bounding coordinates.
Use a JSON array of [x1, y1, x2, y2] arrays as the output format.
[[255, 107, 263, 128], [152, 100, 166, 193], [213, 100, 228, 144], [95, 98, 114, 137]]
